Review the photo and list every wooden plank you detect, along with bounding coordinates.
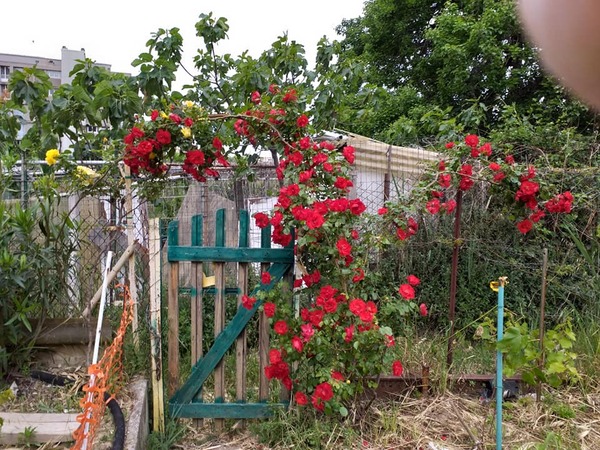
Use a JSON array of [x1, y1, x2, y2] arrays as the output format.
[[170, 402, 287, 419], [236, 211, 249, 423], [259, 225, 272, 402], [167, 221, 180, 396], [149, 219, 165, 433], [31, 318, 111, 345], [0, 412, 79, 445], [170, 262, 291, 406], [167, 246, 293, 263], [122, 164, 140, 348], [214, 209, 226, 432], [190, 215, 204, 429], [190, 216, 204, 371]]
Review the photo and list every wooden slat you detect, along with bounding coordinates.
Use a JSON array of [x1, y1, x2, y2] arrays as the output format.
[[259, 225, 272, 402], [236, 211, 249, 421], [149, 219, 165, 432], [170, 262, 291, 406], [191, 214, 204, 428], [168, 246, 293, 263], [0, 413, 79, 445], [214, 209, 226, 432], [170, 402, 287, 419], [167, 221, 180, 396]]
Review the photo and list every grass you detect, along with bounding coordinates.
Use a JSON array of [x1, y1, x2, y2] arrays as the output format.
[[157, 312, 600, 449]]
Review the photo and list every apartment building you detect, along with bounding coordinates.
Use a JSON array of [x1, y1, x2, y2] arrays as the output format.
[[0, 46, 111, 98]]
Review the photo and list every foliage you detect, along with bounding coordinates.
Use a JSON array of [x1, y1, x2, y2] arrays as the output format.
[[476, 313, 579, 387], [334, 0, 599, 149], [0, 194, 79, 376]]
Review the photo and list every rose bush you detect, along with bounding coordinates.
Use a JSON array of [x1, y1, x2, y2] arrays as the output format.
[[124, 86, 573, 417], [124, 86, 427, 417]]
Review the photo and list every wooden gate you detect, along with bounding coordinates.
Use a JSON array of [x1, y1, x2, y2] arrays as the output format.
[[166, 209, 294, 424]]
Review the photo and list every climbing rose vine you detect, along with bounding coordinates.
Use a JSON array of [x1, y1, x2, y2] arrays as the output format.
[[124, 87, 427, 417]]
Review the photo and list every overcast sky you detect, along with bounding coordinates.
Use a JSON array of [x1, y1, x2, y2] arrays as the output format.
[[3, 0, 366, 87]]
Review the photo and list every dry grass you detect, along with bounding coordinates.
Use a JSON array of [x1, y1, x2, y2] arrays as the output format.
[[170, 387, 600, 450]]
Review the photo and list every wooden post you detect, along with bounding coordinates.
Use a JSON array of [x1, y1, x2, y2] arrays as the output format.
[[167, 221, 180, 396], [191, 215, 204, 428], [214, 209, 226, 432], [122, 164, 139, 348], [236, 211, 249, 427], [148, 219, 165, 432], [537, 248, 548, 402], [446, 189, 463, 370], [258, 226, 271, 403]]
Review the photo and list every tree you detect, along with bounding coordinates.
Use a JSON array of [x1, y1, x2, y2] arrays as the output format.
[[335, 0, 598, 150]]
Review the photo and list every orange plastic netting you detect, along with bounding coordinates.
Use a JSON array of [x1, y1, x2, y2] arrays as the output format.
[[71, 284, 134, 450]]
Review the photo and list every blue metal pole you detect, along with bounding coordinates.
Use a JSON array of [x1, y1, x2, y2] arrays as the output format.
[[496, 278, 506, 450]]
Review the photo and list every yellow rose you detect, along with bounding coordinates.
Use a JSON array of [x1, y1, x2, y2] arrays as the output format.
[[160, 111, 168, 119], [75, 166, 100, 184], [45, 149, 60, 166], [181, 127, 192, 139], [184, 100, 194, 109]]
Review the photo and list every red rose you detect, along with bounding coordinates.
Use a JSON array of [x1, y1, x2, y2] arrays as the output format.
[[269, 348, 282, 364], [314, 382, 333, 401], [465, 134, 479, 147], [444, 199, 457, 213], [254, 212, 270, 228], [479, 142, 492, 156], [407, 274, 420, 286], [396, 227, 408, 241], [489, 162, 501, 172], [291, 336, 304, 353], [493, 171, 506, 183], [419, 303, 428, 316], [505, 155, 515, 165], [306, 211, 325, 229], [392, 360, 404, 376], [331, 371, 344, 381], [426, 198, 441, 214], [155, 129, 171, 145], [296, 114, 309, 128], [438, 173, 451, 188], [378, 207, 388, 215], [334, 177, 353, 190], [251, 91, 261, 104], [349, 198, 366, 215], [352, 268, 365, 283], [241, 295, 256, 310], [185, 150, 205, 166], [263, 302, 276, 318], [516, 219, 533, 234], [295, 391, 308, 406], [261, 272, 271, 285], [336, 238, 352, 257], [212, 136, 223, 151], [150, 110, 159, 121], [282, 88, 297, 103], [342, 146, 355, 164], [399, 284, 415, 300], [344, 324, 355, 343], [273, 320, 289, 335]]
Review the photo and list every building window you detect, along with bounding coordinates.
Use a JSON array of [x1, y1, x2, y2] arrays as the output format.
[[0, 65, 10, 81], [45, 70, 61, 79]]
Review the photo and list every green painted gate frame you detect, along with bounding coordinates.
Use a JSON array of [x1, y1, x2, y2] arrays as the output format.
[[167, 209, 294, 419]]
